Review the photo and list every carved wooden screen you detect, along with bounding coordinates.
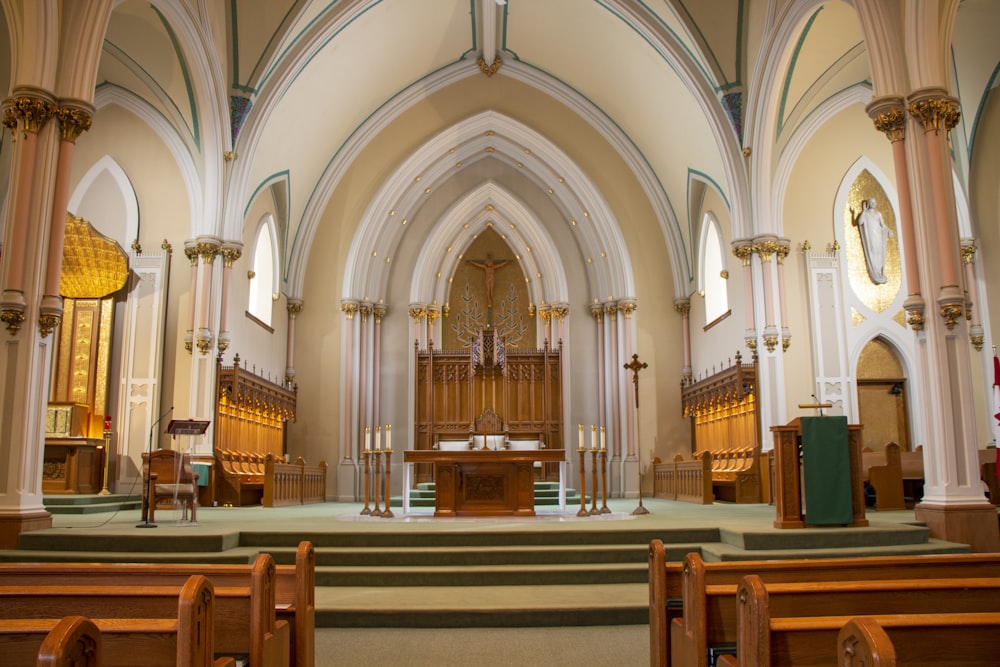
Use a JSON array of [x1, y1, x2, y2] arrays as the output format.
[[681, 351, 760, 452], [215, 354, 297, 459], [414, 335, 562, 481]]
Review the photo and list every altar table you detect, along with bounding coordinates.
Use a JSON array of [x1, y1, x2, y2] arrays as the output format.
[[402, 449, 566, 516]]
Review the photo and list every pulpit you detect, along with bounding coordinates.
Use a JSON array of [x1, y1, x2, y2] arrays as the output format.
[[770, 416, 868, 528], [141, 449, 199, 523]]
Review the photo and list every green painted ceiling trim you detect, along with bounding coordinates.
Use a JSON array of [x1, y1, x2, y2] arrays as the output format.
[[966, 59, 999, 163], [469, 0, 478, 52], [627, 0, 723, 92], [672, 0, 743, 89], [229, 0, 241, 87], [245, 169, 293, 281], [259, 0, 381, 92], [777, 6, 823, 136], [152, 5, 200, 150]]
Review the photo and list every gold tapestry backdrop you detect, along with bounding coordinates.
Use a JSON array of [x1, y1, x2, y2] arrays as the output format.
[[444, 226, 535, 349]]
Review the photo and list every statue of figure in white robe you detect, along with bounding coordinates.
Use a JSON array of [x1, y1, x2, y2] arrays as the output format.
[[851, 198, 894, 284]]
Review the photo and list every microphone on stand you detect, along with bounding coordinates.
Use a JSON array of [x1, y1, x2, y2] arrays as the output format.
[[136, 406, 174, 528]]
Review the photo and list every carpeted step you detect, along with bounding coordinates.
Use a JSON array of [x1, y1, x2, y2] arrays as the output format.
[[313, 562, 647, 587], [313, 582, 649, 628], [307, 543, 648, 566]]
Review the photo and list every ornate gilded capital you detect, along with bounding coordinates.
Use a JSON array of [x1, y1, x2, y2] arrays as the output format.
[[221, 246, 243, 268], [940, 303, 963, 330], [1, 308, 25, 335], [673, 301, 691, 318], [55, 103, 93, 143], [604, 302, 618, 319], [38, 312, 61, 338], [908, 91, 961, 134], [195, 242, 220, 264], [341, 301, 359, 320], [774, 242, 791, 265], [537, 306, 552, 324], [618, 300, 636, 319], [287, 301, 303, 319], [551, 304, 570, 321], [961, 242, 977, 265], [161, 239, 173, 254], [426, 306, 440, 323], [590, 304, 604, 321], [477, 56, 502, 78], [3, 91, 56, 136], [184, 245, 199, 266], [754, 240, 780, 263], [732, 243, 754, 266], [762, 333, 779, 353], [196, 337, 213, 355], [374, 304, 387, 323], [359, 303, 374, 319], [407, 305, 426, 321]]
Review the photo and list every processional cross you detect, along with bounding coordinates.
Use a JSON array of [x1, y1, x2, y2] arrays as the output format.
[[624, 353, 649, 515]]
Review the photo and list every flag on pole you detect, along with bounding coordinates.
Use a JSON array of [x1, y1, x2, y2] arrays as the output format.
[[994, 350, 1000, 481]]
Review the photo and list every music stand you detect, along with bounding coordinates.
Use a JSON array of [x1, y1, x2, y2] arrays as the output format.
[[166, 420, 210, 437]]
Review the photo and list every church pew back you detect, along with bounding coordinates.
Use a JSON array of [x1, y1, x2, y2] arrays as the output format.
[[0, 575, 232, 667], [0, 542, 312, 667], [0, 555, 289, 667], [649, 542, 1000, 667], [34, 615, 101, 667], [735, 574, 1000, 666], [836, 616, 897, 667]]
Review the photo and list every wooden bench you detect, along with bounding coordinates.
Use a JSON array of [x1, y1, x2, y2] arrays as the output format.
[[0, 575, 235, 667], [35, 616, 101, 667], [264, 455, 327, 507], [708, 447, 762, 503], [648, 541, 1000, 666], [723, 574, 1000, 665], [837, 616, 896, 667], [0, 543, 312, 667], [862, 443, 924, 510], [215, 449, 266, 506]]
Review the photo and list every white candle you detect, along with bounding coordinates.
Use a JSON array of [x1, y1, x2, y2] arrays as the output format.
[[600, 426, 606, 451], [365, 427, 371, 452], [578, 424, 584, 450], [591, 425, 597, 450], [375, 426, 381, 451], [386, 425, 391, 450]]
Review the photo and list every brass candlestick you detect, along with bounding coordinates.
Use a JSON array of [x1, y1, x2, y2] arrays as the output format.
[[589, 448, 600, 515], [381, 448, 394, 518], [98, 428, 112, 496], [577, 447, 589, 517], [371, 448, 383, 517], [599, 447, 610, 513]]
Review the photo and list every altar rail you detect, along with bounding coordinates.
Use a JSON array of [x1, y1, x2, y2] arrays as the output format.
[[264, 456, 327, 507]]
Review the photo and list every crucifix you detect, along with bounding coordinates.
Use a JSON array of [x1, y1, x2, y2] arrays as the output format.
[[624, 353, 649, 515], [466, 254, 512, 311]]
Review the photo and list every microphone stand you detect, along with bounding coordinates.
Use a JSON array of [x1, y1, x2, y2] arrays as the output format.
[[136, 406, 174, 528]]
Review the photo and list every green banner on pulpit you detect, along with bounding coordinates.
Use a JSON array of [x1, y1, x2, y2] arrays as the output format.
[[801, 415, 853, 525]]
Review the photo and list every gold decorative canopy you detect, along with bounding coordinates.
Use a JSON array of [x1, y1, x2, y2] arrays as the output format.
[[60, 214, 129, 298]]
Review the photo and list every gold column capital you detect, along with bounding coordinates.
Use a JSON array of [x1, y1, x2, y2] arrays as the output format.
[[287, 301, 303, 318], [221, 245, 243, 267], [550, 304, 570, 321], [408, 305, 427, 321], [753, 238, 780, 263], [373, 304, 387, 323], [732, 242, 754, 266], [961, 241, 977, 265], [774, 241, 791, 265], [359, 303, 374, 319], [673, 300, 691, 318], [3, 89, 56, 136], [341, 300, 359, 320], [537, 305, 552, 324], [194, 239, 221, 264], [907, 89, 960, 134], [604, 302, 618, 320], [55, 101, 94, 143], [618, 300, 636, 319], [426, 305, 440, 323], [866, 96, 907, 142], [184, 244, 199, 266], [590, 304, 604, 321]]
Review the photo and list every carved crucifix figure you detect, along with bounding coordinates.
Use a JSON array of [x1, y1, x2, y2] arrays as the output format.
[[466, 254, 512, 308]]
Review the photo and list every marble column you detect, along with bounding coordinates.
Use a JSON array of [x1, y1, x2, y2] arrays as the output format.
[[775, 241, 791, 352], [285, 300, 302, 385], [338, 300, 359, 500], [674, 299, 692, 383], [217, 244, 242, 355], [732, 242, 757, 352], [754, 237, 779, 353]]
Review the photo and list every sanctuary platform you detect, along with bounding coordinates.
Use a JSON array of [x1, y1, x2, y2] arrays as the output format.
[[0, 497, 981, 629]]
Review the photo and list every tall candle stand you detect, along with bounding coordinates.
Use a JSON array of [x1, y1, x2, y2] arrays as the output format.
[[599, 445, 610, 513], [577, 445, 589, 517], [381, 445, 394, 518], [360, 427, 372, 515], [98, 423, 113, 496], [589, 446, 600, 515]]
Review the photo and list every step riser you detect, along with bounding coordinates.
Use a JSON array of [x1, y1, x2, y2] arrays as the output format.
[[311, 550, 646, 566], [316, 607, 648, 628], [315, 569, 646, 587]]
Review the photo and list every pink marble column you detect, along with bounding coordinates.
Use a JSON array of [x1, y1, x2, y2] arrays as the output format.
[[372, 304, 386, 429], [909, 91, 963, 325], [217, 244, 242, 354], [868, 97, 924, 326], [183, 245, 198, 353], [539, 306, 552, 346], [426, 305, 440, 349], [340, 301, 358, 461], [732, 242, 756, 352], [552, 304, 568, 344], [285, 300, 302, 384], [591, 305, 606, 435], [0, 92, 55, 332], [358, 303, 372, 457], [754, 238, 778, 353], [193, 239, 220, 355], [409, 305, 426, 349], [619, 301, 637, 458], [674, 300, 692, 383], [961, 243, 983, 350], [775, 241, 791, 352], [606, 303, 622, 460]]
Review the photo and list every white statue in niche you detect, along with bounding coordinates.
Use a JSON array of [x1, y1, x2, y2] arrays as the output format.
[[851, 198, 894, 284]]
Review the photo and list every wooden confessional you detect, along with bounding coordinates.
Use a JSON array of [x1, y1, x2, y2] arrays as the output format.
[[413, 327, 563, 484]]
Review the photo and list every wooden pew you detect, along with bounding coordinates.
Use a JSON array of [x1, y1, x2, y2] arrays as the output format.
[[0, 543, 312, 667], [837, 616, 897, 667], [0, 554, 290, 667], [648, 541, 1000, 667], [0, 575, 235, 667], [727, 574, 1000, 665], [653, 452, 713, 504], [35, 616, 101, 667]]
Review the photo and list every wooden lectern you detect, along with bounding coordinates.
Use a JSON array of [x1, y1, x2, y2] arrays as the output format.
[[770, 417, 868, 529]]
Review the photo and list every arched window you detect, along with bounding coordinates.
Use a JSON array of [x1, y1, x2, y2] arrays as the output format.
[[700, 214, 729, 325], [248, 217, 277, 325]]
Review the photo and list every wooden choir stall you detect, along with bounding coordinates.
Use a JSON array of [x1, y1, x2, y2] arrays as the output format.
[[212, 354, 325, 507], [407, 328, 565, 516]]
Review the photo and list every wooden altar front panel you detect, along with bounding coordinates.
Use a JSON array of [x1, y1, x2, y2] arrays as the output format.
[[43, 438, 104, 494], [403, 449, 565, 516], [770, 418, 868, 529]]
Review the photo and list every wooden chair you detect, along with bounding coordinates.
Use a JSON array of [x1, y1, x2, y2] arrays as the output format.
[[142, 448, 198, 523]]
